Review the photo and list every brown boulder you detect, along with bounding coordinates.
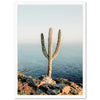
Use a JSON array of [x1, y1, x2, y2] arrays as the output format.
[[27, 76, 32, 78], [78, 89, 83, 95], [62, 86, 70, 94], [54, 78, 68, 84]]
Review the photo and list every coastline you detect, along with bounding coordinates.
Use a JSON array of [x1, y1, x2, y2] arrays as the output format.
[[18, 71, 83, 95]]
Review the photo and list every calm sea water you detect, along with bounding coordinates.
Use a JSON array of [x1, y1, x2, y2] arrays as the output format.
[[18, 43, 83, 84]]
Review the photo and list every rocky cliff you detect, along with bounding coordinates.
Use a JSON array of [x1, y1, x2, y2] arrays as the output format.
[[18, 72, 83, 95]]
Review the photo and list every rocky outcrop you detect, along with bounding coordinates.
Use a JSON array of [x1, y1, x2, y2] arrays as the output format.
[[18, 72, 83, 95]]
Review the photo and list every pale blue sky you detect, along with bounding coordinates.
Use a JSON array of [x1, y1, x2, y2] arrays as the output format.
[[18, 5, 83, 44]]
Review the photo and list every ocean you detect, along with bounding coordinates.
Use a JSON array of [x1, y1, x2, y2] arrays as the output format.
[[18, 43, 83, 84]]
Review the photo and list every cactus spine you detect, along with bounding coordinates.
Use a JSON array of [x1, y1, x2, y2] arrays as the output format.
[[41, 28, 61, 78]]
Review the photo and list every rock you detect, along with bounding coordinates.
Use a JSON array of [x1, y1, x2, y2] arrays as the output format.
[[39, 84, 59, 95], [62, 86, 70, 94], [26, 78, 37, 88], [39, 84, 50, 92], [19, 77, 27, 82], [70, 82, 80, 89], [70, 82, 76, 87], [46, 89, 58, 95], [39, 75, 52, 83], [54, 78, 68, 84], [70, 87, 80, 95], [46, 83, 65, 90], [32, 78, 41, 87], [36, 89, 47, 95], [26, 78, 41, 89], [18, 81, 35, 95], [18, 71, 27, 78], [18, 72, 83, 95], [52, 80, 56, 84], [54, 83, 65, 89], [78, 89, 83, 95], [47, 83, 65, 90], [27, 76, 32, 78], [42, 77, 52, 83], [36, 89, 43, 94], [67, 81, 83, 95], [53, 89, 60, 94], [38, 75, 56, 87], [39, 75, 49, 80], [47, 84, 70, 95], [47, 84, 55, 89], [77, 83, 83, 88]]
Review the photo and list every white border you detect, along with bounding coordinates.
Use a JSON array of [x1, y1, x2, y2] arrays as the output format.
[[15, 1, 86, 99]]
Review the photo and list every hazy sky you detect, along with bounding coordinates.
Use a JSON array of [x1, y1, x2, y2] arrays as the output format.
[[18, 5, 83, 44]]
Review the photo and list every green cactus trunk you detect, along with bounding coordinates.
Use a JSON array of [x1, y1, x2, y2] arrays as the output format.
[[41, 28, 61, 78]]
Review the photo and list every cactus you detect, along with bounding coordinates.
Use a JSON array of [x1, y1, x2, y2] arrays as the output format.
[[41, 28, 61, 78]]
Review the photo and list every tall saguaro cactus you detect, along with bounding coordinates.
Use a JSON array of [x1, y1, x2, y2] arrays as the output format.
[[41, 28, 61, 78]]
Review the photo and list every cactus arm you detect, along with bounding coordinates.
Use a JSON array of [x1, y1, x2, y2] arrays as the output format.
[[48, 28, 53, 58], [48, 28, 53, 77], [52, 29, 61, 59], [41, 33, 48, 58]]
